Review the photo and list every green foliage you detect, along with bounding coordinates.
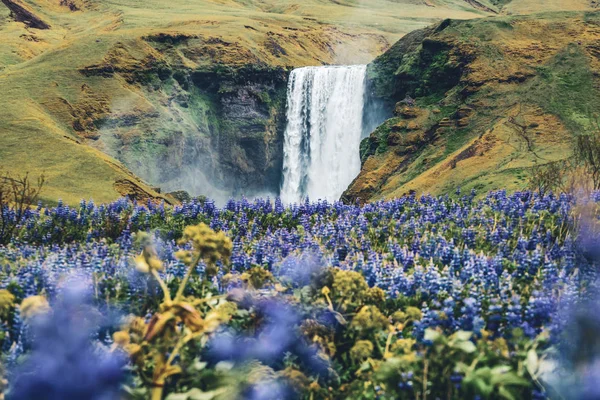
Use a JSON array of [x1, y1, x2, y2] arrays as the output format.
[[490, 0, 513, 7], [0, 290, 15, 320], [0, 172, 45, 245], [371, 328, 547, 400], [3, 197, 577, 400], [528, 160, 573, 194], [526, 44, 600, 134], [368, 28, 463, 104], [575, 130, 600, 190]]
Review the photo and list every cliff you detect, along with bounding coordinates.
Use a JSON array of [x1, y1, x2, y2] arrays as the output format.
[[344, 10, 600, 203]]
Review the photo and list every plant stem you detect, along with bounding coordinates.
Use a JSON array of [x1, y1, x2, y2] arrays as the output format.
[[165, 334, 189, 367], [175, 253, 203, 301], [423, 358, 429, 400], [384, 328, 395, 359], [151, 386, 163, 400], [152, 270, 172, 304]]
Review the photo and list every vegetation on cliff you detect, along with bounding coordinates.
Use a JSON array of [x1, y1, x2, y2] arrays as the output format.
[[345, 10, 600, 203]]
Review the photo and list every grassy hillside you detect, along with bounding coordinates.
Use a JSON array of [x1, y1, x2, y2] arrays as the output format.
[[0, 0, 499, 205], [344, 10, 600, 203]]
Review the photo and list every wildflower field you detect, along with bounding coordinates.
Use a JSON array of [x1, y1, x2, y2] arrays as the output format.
[[1, 190, 599, 399]]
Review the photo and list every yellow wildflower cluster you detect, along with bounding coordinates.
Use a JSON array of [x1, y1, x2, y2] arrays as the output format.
[[350, 340, 374, 362], [134, 232, 164, 274], [331, 269, 369, 311], [175, 223, 232, 275], [351, 305, 390, 333], [20, 295, 50, 320], [0, 290, 14, 320], [240, 267, 274, 289]]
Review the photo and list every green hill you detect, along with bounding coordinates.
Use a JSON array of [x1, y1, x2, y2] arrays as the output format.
[[344, 9, 600, 202]]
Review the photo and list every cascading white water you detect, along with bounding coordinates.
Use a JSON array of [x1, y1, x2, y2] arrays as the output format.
[[280, 65, 367, 204]]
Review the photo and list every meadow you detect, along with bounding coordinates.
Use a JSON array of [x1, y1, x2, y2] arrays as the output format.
[[0, 189, 599, 399]]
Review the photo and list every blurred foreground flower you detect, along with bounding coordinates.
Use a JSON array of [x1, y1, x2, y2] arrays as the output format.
[[544, 212, 600, 399], [9, 285, 126, 400]]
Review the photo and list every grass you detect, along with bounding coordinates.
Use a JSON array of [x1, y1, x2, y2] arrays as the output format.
[[525, 44, 600, 134], [503, 0, 591, 14]]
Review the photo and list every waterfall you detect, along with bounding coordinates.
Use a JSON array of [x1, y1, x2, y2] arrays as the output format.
[[280, 65, 367, 204]]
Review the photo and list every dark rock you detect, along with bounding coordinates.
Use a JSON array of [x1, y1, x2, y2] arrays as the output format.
[[1, 0, 50, 29], [438, 118, 454, 127], [168, 190, 192, 202]]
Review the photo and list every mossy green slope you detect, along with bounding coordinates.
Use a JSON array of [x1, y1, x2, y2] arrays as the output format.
[[344, 10, 600, 203]]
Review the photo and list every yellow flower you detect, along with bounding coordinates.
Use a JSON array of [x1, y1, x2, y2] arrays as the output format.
[[175, 250, 193, 265], [331, 269, 369, 310], [124, 343, 142, 357], [179, 223, 233, 265], [113, 330, 130, 347], [350, 340, 374, 362], [391, 338, 416, 354], [405, 306, 422, 321], [242, 267, 273, 289], [400, 352, 418, 363], [133, 232, 165, 274], [280, 368, 310, 391], [20, 296, 50, 320], [134, 254, 150, 274], [392, 310, 407, 323], [215, 301, 237, 320], [365, 287, 386, 305], [0, 290, 15, 319], [128, 316, 147, 337], [351, 305, 389, 332], [148, 257, 164, 271], [134, 250, 163, 274]]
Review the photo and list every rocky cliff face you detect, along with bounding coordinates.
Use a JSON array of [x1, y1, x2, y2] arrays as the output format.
[[345, 11, 600, 203], [188, 66, 289, 198], [75, 36, 290, 201]]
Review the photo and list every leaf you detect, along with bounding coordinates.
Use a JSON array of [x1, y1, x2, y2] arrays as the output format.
[[498, 386, 517, 400], [166, 394, 189, 400], [474, 367, 492, 380], [490, 371, 529, 387], [424, 328, 441, 342], [144, 311, 176, 341], [456, 361, 471, 374], [526, 349, 539, 377], [473, 378, 494, 396], [454, 340, 477, 354], [166, 389, 226, 400], [491, 365, 512, 375], [193, 360, 208, 371], [359, 361, 372, 372], [333, 311, 347, 325], [215, 361, 234, 371], [453, 330, 473, 341]]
